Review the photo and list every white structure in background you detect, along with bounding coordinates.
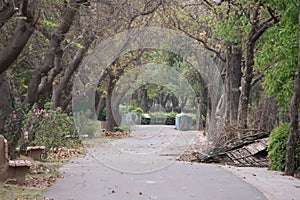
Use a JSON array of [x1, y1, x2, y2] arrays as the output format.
[[213, 0, 222, 4]]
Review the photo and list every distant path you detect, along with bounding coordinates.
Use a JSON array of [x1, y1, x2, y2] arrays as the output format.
[[43, 125, 267, 200]]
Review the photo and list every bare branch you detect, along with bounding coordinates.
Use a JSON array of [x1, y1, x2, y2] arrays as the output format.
[[176, 25, 225, 62], [128, 0, 162, 29]]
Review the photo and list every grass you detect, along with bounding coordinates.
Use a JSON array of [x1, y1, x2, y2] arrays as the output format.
[[0, 145, 84, 200], [0, 182, 42, 200], [0, 136, 120, 199]]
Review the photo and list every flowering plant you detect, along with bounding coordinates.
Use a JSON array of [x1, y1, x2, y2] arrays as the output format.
[[27, 106, 80, 156]]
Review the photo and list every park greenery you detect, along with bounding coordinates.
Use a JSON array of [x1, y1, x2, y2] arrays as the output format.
[[268, 123, 300, 171], [0, 0, 299, 177]]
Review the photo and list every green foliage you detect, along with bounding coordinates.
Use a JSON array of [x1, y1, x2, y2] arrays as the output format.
[[166, 112, 177, 118], [97, 107, 106, 121], [148, 112, 178, 125], [122, 100, 143, 114], [267, 123, 300, 171], [74, 110, 99, 138], [42, 20, 58, 28], [255, 2, 298, 109], [28, 109, 80, 156], [3, 114, 24, 158], [149, 112, 167, 118], [113, 125, 131, 133], [149, 112, 178, 118]]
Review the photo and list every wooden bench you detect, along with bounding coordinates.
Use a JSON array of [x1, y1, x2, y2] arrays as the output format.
[[0, 135, 31, 184]]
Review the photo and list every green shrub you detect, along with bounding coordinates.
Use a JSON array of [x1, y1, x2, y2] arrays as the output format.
[[113, 125, 131, 133], [3, 113, 24, 158], [129, 107, 143, 114], [149, 112, 166, 118], [74, 110, 99, 138], [128, 101, 143, 114], [267, 123, 300, 171], [166, 112, 177, 118], [97, 107, 106, 121], [27, 109, 81, 156]]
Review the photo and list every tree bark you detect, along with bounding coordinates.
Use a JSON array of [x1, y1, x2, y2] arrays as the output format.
[[96, 96, 105, 118], [285, 9, 300, 176], [238, 41, 254, 129], [256, 93, 278, 132], [229, 46, 242, 125], [225, 44, 242, 126], [0, 1, 36, 75], [51, 37, 93, 109], [0, 72, 12, 134], [171, 95, 180, 112], [196, 75, 208, 131], [140, 85, 149, 113], [25, 0, 87, 106], [0, 0, 22, 28], [105, 74, 117, 131], [196, 91, 205, 131], [238, 2, 280, 129]]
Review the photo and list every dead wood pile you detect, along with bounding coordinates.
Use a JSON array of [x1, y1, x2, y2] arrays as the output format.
[[192, 130, 270, 167]]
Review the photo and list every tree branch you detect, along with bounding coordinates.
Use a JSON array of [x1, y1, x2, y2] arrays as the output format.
[[0, 0, 37, 75], [128, 0, 162, 29], [25, 0, 88, 105], [0, 0, 22, 28], [251, 15, 281, 43], [176, 25, 226, 62]]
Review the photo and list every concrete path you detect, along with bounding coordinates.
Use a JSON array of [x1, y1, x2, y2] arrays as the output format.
[[43, 125, 267, 200], [223, 166, 300, 200]]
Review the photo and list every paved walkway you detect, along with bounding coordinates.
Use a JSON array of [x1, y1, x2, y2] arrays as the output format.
[[223, 166, 300, 200], [43, 125, 299, 200]]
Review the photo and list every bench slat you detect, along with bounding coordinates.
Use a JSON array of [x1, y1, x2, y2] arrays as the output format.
[[8, 160, 31, 167]]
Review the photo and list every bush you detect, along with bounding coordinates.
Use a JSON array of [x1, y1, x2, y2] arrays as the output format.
[[148, 112, 178, 125], [113, 125, 131, 133], [97, 107, 106, 121], [3, 113, 24, 158], [267, 123, 300, 171], [149, 112, 167, 118], [27, 108, 81, 156], [128, 101, 143, 114]]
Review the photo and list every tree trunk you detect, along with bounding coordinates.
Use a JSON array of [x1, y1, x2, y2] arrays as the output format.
[[180, 97, 188, 112], [238, 40, 254, 129], [51, 37, 92, 109], [256, 92, 278, 132], [171, 95, 180, 112], [0, 0, 22, 28], [205, 93, 211, 135], [229, 46, 242, 125], [157, 88, 169, 110], [140, 85, 149, 112], [196, 93, 204, 131], [285, 9, 300, 176], [196, 72, 207, 131], [0, 1, 36, 74], [0, 72, 12, 134], [237, 2, 279, 129], [225, 44, 242, 126], [105, 75, 117, 131], [96, 96, 105, 118], [25, 0, 87, 106]]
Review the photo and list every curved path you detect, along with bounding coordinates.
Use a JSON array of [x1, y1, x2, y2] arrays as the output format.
[[43, 125, 267, 200]]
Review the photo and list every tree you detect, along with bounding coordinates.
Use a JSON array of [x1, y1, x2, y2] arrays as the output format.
[[25, 0, 88, 107], [0, 0, 37, 75], [285, 0, 300, 176]]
